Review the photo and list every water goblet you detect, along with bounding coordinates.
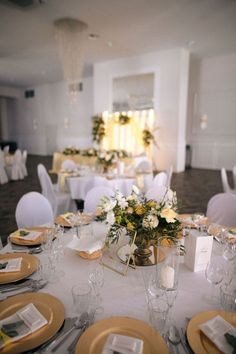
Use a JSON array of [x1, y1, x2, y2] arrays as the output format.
[[192, 213, 205, 232], [88, 263, 104, 312], [72, 282, 92, 318], [205, 257, 225, 305]]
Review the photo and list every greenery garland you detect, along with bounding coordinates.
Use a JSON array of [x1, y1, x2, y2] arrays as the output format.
[[142, 129, 155, 147], [117, 113, 131, 125], [92, 115, 106, 144]]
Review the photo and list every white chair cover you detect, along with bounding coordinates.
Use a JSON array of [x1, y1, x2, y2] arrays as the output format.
[[22, 150, 28, 177], [221, 168, 236, 194], [5, 149, 24, 181], [61, 159, 77, 171], [0, 150, 8, 184], [153, 172, 168, 187], [37, 163, 76, 216], [233, 165, 236, 190], [15, 191, 54, 228], [3, 145, 9, 154], [135, 160, 152, 172], [145, 185, 168, 203], [206, 193, 236, 227], [84, 176, 109, 196], [84, 186, 115, 214]]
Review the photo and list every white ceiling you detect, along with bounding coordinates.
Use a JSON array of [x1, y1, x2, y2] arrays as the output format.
[[0, 0, 236, 88]]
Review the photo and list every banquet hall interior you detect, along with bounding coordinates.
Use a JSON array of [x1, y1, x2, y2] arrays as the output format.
[[0, 0, 236, 353]]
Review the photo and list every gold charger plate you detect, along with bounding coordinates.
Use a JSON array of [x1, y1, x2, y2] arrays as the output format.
[[9, 227, 53, 246], [187, 310, 236, 354], [55, 213, 93, 228], [76, 316, 168, 354], [0, 253, 39, 284], [0, 292, 65, 354]]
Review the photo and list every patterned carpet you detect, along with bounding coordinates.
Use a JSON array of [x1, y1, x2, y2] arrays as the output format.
[[0, 155, 230, 246]]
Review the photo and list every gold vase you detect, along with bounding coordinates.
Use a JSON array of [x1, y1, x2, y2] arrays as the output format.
[[134, 240, 152, 266]]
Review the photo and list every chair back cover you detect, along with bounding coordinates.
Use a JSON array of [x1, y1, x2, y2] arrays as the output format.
[[0, 150, 8, 184], [22, 150, 28, 176], [61, 159, 77, 171], [166, 165, 173, 188], [37, 164, 57, 215], [84, 186, 114, 213], [153, 172, 168, 187], [145, 185, 168, 203], [15, 191, 54, 228], [11, 149, 24, 180], [233, 165, 236, 190], [221, 168, 232, 193], [3, 145, 9, 154], [206, 193, 236, 227], [135, 160, 152, 172], [84, 176, 109, 197]]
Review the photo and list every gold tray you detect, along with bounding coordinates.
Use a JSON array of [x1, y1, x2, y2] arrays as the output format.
[[187, 310, 236, 354], [9, 227, 53, 246], [55, 213, 93, 228], [76, 316, 168, 354], [0, 292, 65, 354], [0, 253, 39, 284]]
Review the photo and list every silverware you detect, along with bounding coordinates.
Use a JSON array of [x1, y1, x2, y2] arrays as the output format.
[[0, 279, 45, 293], [168, 325, 180, 354], [34, 317, 77, 353], [51, 313, 89, 352], [67, 311, 95, 354], [0, 280, 48, 300], [180, 328, 194, 354]]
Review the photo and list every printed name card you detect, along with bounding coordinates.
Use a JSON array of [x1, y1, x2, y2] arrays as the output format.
[[184, 229, 213, 272]]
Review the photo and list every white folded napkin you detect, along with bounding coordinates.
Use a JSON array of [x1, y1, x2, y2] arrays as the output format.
[[0, 258, 22, 273], [0, 303, 48, 349], [67, 235, 104, 254], [10, 229, 41, 241], [199, 315, 236, 354], [102, 333, 143, 354]]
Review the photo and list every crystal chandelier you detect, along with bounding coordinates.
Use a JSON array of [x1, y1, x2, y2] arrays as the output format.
[[54, 18, 88, 103]]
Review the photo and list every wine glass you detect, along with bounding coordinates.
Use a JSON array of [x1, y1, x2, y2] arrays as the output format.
[[72, 282, 92, 318], [192, 213, 205, 232], [205, 257, 225, 304], [88, 263, 104, 312]]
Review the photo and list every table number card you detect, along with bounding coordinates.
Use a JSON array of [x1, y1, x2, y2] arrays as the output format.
[[184, 229, 213, 272]]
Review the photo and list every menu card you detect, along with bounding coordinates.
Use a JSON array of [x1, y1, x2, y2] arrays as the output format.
[[102, 333, 143, 354], [0, 303, 48, 349], [10, 229, 41, 241], [0, 258, 22, 273], [199, 315, 236, 354]]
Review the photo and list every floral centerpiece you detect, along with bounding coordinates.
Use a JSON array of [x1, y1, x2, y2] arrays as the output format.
[[97, 150, 117, 173], [62, 146, 80, 155], [96, 186, 182, 265]]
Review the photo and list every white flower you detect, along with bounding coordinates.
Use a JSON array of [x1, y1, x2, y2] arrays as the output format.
[[106, 211, 115, 225], [142, 214, 159, 229], [99, 197, 116, 212], [132, 185, 140, 195]]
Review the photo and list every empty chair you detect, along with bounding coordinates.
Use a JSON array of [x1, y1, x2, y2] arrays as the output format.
[[84, 186, 115, 214], [37, 163, 58, 191], [61, 159, 77, 171], [206, 193, 236, 227], [21, 150, 28, 177], [233, 165, 236, 189], [145, 185, 169, 203], [153, 172, 168, 187], [221, 168, 236, 194], [15, 192, 54, 228], [84, 176, 110, 197], [37, 163, 76, 216], [142, 173, 154, 193], [0, 149, 8, 184], [5, 149, 24, 181], [135, 160, 152, 172]]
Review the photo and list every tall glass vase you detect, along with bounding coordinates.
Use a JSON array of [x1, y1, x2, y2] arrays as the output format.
[[155, 239, 181, 290]]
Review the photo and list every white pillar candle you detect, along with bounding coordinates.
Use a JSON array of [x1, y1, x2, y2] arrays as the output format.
[[160, 265, 175, 288]]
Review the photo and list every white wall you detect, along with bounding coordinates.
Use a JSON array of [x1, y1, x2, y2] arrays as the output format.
[[10, 78, 93, 155], [187, 52, 236, 170], [94, 48, 190, 172]]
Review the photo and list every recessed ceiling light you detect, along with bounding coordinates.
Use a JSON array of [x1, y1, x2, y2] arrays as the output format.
[[107, 41, 113, 48], [88, 33, 99, 40], [186, 40, 195, 47]]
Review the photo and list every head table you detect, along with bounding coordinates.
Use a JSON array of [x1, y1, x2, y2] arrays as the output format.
[[0, 222, 232, 354]]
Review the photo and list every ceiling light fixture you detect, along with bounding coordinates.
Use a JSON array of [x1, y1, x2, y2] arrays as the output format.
[[88, 33, 99, 40], [54, 17, 88, 103]]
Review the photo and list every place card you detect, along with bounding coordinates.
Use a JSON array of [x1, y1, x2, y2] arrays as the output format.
[[102, 333, 143, 354], [184, 229, 213, 272], [199, 315, 236, 354], [0, 258, 22, 273], [10, 229, 41, 241], [0, 303, 48, 349]]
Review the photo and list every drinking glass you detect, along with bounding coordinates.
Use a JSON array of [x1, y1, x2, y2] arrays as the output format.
[[223, 241, 236, 261], [220, 283, 236, 312], [72, 282, 92, 317], [148, 297, 168, 336], [205, 257, 225, 304], [88, 263, 104, 312], [192, 213, 205, 232]]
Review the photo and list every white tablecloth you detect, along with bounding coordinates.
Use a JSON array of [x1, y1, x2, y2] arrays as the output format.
[[1, 226, 227, 354]]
